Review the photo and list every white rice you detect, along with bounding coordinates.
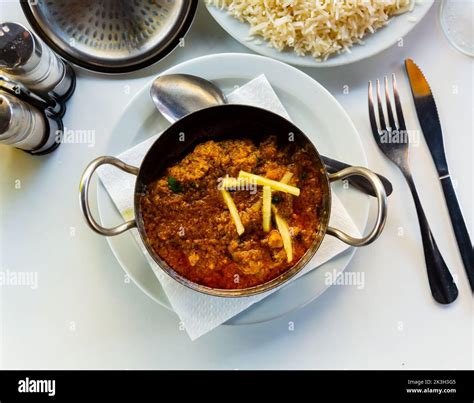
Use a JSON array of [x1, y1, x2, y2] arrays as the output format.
[[207, 0, 413, 61]]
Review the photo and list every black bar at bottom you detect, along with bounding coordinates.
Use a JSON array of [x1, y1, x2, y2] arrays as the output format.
[[0, 370, 472, 401]]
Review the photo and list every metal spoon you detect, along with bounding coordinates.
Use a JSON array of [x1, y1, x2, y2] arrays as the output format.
[[150, 74, 226, 123], [150, 74, 393, 197]]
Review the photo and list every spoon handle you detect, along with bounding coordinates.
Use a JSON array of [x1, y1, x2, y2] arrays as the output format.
[[403, 172, 458, 304], [321, 155, 393, 197]]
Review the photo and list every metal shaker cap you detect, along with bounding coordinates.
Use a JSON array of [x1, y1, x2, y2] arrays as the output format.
[[0, 22, 39, 70]]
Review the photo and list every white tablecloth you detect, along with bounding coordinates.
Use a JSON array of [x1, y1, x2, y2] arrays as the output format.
[[0, 1, 472, 369]]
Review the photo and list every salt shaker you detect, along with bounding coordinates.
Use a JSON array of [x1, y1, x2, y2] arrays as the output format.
[[0, 90, 46, 151], [0, 22, 75, 102], [0, 87, 63, 155]]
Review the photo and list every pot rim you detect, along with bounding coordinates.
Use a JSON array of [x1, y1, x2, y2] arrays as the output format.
[[132, 104, 333, 298]]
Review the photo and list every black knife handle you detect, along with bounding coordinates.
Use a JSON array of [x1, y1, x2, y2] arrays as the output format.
[[404, 173, 458, 304], [440, 176, 474, 290], [321, 155, 393, 198]]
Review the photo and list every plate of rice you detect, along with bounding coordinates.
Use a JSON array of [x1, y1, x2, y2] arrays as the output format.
[[205, 0, 435, 67]]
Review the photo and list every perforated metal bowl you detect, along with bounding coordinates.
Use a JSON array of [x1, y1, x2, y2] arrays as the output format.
[[21, 0, 198, 73]]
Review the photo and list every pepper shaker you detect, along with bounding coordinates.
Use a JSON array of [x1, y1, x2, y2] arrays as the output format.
[[0, 87, 63, 155], [0, 90, 46, 151], [0, 22, 75, 102]]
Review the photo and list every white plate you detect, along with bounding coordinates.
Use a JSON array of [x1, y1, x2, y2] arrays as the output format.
[[206, 1, 434, 67], [97, 53, 369, 325]]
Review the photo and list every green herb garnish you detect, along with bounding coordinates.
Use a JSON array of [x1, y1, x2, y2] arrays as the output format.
[[271, 194, 282, 204], [167, 176, 183, 193]]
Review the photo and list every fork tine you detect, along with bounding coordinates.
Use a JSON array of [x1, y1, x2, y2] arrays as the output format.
[[384, 76, 396, 130], [368, 81, 380, 140], [392, 73, 407, 132], [376, 79, 388, 134]]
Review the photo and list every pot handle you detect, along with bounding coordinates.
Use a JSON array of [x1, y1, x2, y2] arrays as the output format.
[[79, 156, 139, 236], [327, 166, 387, 246]]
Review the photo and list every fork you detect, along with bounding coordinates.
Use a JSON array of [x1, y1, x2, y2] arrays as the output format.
[[368, 75, 458, 304]]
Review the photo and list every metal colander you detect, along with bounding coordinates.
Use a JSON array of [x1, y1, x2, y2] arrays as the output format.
[[21, 0, 198, 73]]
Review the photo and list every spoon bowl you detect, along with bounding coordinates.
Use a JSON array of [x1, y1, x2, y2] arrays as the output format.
[[150, 73, 226, 123]]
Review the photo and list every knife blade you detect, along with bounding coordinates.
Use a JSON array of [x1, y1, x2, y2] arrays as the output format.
[[405, 58, 474, 291]]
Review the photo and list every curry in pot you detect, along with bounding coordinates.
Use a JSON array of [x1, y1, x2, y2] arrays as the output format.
[[140, 136, 323, 289]]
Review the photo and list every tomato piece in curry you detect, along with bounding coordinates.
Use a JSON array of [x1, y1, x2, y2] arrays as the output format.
[[140, 136, 323, 289]]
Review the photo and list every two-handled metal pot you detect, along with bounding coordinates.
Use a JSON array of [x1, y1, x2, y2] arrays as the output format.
[[80, 105, 387, 297]]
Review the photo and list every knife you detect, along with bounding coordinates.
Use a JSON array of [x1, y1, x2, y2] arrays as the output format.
[[405, 58, 474, 291]]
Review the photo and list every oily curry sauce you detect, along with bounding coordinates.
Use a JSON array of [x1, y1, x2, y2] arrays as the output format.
[[140, 136, 323, 289]]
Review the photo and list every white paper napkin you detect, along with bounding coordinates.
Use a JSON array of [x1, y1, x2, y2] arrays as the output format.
[[98, 75, 361, 340]]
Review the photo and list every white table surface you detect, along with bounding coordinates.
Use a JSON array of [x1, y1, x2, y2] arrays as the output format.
[[0, 1, 472, 370]]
